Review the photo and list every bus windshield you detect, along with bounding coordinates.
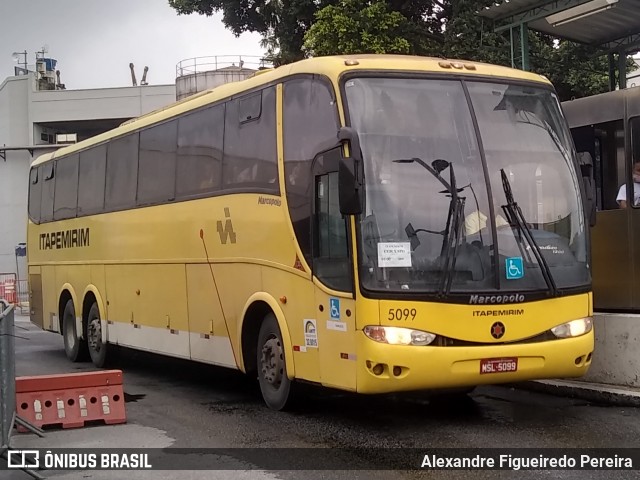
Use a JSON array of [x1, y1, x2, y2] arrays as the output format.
[[344, 77, 590, 295]]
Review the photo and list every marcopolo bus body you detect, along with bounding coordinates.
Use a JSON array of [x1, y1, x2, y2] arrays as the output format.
[[27, 55, 594, 410]]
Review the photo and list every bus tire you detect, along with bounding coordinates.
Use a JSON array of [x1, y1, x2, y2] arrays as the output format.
[[257, 313, 294, 411], [87, 302, 108, 368], [62, 299, 89, 362]]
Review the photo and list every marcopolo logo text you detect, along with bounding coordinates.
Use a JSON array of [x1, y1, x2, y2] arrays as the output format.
[[469, 294, 525, 305]]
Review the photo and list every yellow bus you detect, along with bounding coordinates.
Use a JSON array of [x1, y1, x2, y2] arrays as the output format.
[[27, 55, 594, 410]]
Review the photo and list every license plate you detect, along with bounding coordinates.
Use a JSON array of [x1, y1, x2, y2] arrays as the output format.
[[480, 357, 518, 374]]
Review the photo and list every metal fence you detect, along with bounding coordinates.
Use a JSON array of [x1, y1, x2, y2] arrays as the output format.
[[0, 301, 16, 451], [0, 273, 17, 305], [175, 55, 271, 78], [0, 300, 44, 479]]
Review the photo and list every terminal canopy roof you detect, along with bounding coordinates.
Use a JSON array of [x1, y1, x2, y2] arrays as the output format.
[[479, 0, 640, 53]]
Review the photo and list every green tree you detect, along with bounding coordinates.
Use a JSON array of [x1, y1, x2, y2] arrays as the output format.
[[169, 0, 629, 99], [303, 0, 411, 56]]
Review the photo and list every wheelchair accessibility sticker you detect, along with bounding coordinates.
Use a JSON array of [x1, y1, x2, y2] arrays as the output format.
[[506, 257, 524, 280], [330, 298, 340, 320]]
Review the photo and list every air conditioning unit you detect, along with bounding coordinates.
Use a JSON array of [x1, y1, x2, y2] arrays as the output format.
[[56, 133, 77, 144]]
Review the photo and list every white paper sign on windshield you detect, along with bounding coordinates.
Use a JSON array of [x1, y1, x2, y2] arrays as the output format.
[[377, 242, 412, 268]]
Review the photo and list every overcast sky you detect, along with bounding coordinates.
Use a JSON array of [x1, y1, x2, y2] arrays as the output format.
[[0, 0, 265, 90]]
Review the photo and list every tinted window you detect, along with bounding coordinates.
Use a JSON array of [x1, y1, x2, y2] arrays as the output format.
[[176, 105, 224, 197], [28, 167, 42, 223], [223, 87, 278, 192], [106, 134, 139, 210], [40, 162, 55, 222], [283, 78, 339, 262], [138, 121, 178, 205], [53, 154, 79, 220], [239, 93, 262, 123], [78, 145, 107, 216]]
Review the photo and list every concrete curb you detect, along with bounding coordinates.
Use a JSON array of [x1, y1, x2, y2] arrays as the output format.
[[515, 379, 640, 407]]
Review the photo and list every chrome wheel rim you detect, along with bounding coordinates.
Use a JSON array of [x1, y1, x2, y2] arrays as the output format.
[[260, 336, 283, 388], [88, 318, 101, 352]]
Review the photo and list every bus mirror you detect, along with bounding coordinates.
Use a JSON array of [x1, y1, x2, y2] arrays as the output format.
[[577, 152, 596, 227], [338, 127, 362, 163], [583, 176, 596, 227], [339, 157, 363, 215], [338, 127, 363, 215]]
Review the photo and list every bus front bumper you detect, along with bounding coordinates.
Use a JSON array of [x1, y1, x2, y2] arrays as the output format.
[[355, 331, 594, 394]]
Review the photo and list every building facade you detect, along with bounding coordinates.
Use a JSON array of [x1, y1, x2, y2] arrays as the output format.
[[0, 71, 175, 280]]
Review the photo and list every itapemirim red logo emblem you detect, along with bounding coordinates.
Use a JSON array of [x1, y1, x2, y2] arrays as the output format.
[[491, 321, 505, 339]]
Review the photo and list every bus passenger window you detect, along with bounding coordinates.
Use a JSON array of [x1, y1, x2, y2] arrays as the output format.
[[28, 167, 42, 224], [222, 87, 278, 192], [283, 77, 340, 264], [78, 145, 107, 216], [176, 104, 224, 197], [40, 162, 55, 222], [53, 154, 79, 220], [106, 134, 139, 211], [138, 121, 178, 205]]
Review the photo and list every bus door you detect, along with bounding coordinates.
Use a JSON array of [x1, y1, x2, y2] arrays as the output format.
[[626, 112, 640, 310], [312, 147, 357, 390], [573, 120, 632, 310]]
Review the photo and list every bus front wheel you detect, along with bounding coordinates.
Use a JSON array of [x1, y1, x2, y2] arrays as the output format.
[[257, 313, 294, 411], [62, 299, 88, 362], [87, 302, 108, 368]]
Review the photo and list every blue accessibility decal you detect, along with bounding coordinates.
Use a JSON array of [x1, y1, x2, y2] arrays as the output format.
[[506, 257, 524, 280], [330, 298, 340, 320]]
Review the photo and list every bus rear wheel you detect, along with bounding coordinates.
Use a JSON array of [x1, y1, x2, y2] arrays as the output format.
[[87, 302, 108, 368], [257, 313, 294, 411], [62, 299, 89, 362]]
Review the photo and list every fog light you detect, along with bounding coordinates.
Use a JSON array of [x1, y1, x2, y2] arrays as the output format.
[[393, 366, 402, 377], [372, 364, 384, 375]]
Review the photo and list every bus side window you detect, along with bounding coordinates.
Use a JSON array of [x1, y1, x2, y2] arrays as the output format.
[[40, 162, 55, 222], [78, 145, 107, 216], [314, 155, 351, 292], [138, 120, 178, 205], [28, 167, 42, 224], [53, 154, 79, 220], [176, 104, 224, 197], [106, 133, 139, 211], [283, 76, 340, 264], [222, 87, 278, 192]]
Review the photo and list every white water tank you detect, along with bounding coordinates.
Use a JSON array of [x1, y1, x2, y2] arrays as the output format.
[[175, 55, 271, 100]]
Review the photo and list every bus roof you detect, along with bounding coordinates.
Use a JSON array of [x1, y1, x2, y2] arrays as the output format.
[[31, 54, 551, 167]]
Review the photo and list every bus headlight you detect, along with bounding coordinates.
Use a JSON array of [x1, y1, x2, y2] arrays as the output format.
[[550, 317, 593, 338], [363, 326, 436, 346]]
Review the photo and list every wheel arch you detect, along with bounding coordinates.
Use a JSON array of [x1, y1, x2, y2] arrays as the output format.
[[238, 293, 295, 379]]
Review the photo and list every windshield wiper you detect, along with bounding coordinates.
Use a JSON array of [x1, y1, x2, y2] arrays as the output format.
[[393, 158, 465, 297], [500, 169, 559, 296]]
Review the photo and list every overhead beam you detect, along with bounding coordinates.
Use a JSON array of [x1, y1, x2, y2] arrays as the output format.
[[491, 0, 593, 33], [602, 32, 640, 54]]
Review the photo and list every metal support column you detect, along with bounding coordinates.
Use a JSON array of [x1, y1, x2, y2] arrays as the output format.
[[618, 51, 627, 90], [609, 53, 617, 91], [520, 23, 530, 71], [510, 27, 515, 69]]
